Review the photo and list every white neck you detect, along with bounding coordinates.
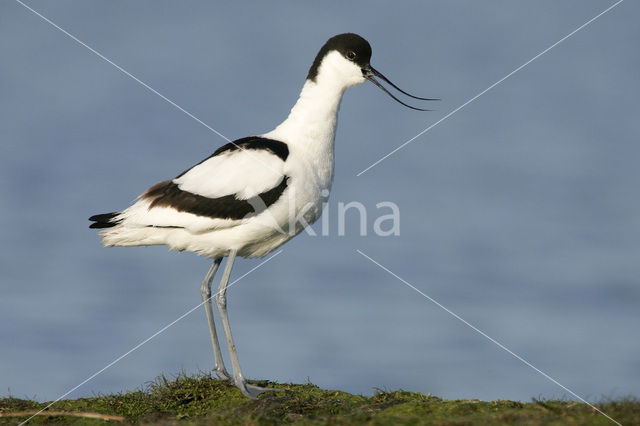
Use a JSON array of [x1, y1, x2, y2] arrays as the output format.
[[260, 51, 366, 193], [263, 50, 366, 148], [264, 78, 346, 149]]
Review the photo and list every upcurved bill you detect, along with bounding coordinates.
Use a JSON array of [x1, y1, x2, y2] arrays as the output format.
[[369, 66, 439, 101], [363, 66, 438, 111]]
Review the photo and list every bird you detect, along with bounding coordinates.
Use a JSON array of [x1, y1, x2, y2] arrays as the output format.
[[89, 33, 436, 398]]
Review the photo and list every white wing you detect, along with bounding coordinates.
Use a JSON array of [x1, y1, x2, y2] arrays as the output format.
[[174, 148, 286, 200]]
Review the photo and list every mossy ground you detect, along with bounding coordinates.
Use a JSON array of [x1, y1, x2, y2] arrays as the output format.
[[1, 373, 637, 425]]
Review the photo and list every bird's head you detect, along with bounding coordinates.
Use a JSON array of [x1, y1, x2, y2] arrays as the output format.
[[307, 33, 437, 110]]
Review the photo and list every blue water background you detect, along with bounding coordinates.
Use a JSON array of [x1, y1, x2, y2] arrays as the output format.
[[1, 1, 638, 403]]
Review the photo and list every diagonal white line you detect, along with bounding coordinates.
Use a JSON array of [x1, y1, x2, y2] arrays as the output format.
[[14, 0, 288, 176], [19, 250, 283, 426], [12, 0, 230, 143], [356, 0, 625, 176], [356, 249, 621, 426]]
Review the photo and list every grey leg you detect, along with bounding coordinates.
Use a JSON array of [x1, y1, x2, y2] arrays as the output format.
[[200, 258, 231, 380], [215, 250, 281, 398]]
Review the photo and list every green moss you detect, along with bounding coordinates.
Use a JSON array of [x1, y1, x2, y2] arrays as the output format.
[[1, 373, 638, 425]]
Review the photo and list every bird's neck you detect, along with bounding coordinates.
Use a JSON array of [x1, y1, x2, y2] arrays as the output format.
[[264, 78, 347, 149]]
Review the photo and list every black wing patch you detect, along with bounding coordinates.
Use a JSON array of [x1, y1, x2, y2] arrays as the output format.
[[176, 136, 289, 178], [142, 176, 289, 220]]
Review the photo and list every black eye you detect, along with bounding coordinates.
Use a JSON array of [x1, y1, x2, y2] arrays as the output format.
[[346, 50, 356, 60]]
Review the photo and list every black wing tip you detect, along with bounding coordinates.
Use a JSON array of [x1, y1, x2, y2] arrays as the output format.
[[89, 212, 120, 229]]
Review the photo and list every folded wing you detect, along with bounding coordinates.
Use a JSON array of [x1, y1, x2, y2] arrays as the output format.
[[95, 137, 290, 233]]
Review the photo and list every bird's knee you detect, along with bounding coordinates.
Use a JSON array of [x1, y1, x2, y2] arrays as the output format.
[[200, 282, 211, 298], [215, 292, 226, 308]]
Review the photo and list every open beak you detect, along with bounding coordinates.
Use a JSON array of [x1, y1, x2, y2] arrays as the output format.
[[362, 65, 438, 111]]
